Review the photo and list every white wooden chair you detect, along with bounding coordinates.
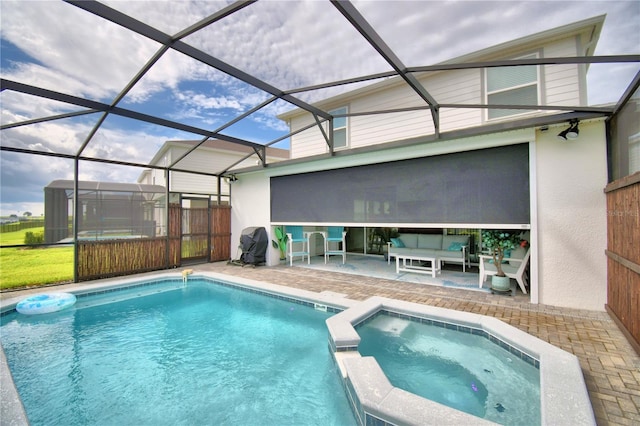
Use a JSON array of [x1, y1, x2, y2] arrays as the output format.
[[479, 247, 530, 294]]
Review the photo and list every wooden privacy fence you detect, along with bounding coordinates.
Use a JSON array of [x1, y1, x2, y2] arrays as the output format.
[[605, 172, 640, 353], [77, 204, 231, 281], [77, 238, 169, 281], [210, 206, 231, 261], [169, 202, 182, 267], [181, 207, 210, 260], [1, 219, 46, 233]]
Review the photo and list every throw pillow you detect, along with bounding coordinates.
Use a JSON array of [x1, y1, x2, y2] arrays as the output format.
[[390, 237, 405, 248], [447, 242, 464, 251]]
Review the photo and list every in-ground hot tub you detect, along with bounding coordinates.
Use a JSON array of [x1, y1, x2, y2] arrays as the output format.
[[327, 296, 595, 426]]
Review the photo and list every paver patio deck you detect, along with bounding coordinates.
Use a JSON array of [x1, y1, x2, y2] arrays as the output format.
[[2, 260, 639, 425]]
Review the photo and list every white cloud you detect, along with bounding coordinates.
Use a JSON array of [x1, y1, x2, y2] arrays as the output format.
[[355, 1, 639, 102], [175, 91, 243, 111], [81, 126, 171, 165], [251, 115, 289, 133], [1, 0, 160, 100], [0, 150, 73, 217], [0, 202, 46, 218], [1, 119, 85, 155], [1, 91, 82, 121], [101, 0, 231, 37]]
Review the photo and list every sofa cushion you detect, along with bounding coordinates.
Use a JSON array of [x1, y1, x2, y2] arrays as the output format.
[[390, 247, 419, 256], [417, 234, 442, 250], [435, 249, 463, 259], [405, 248, 438, 258], [447, 242, 465, 251], [390, 237, 405, 248], [442, 235, 469, 250], [387, 234, 468, 266], [398, 234, 418, 248]]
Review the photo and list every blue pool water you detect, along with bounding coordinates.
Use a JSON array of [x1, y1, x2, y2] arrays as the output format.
[[357, 314, 541, 425], [1, 279, 356, 426]]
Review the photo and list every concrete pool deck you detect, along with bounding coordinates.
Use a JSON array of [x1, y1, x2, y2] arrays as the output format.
[[1, 260, 639, 425]]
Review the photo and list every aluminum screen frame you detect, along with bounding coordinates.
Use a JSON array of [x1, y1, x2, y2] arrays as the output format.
[[271, 143, 530, 225]]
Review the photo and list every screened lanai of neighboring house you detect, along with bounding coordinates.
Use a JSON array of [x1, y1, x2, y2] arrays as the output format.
[[1, 1, 639, 282], [43, 180, 166, 244]]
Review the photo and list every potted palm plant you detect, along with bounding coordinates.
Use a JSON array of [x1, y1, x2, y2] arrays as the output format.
[[271, 226, 288, 261], [481, 230, 523, 292]]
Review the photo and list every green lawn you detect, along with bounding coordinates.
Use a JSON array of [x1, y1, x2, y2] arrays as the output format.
[[0, 227, 74, 290], [0, 226, 44, 246]]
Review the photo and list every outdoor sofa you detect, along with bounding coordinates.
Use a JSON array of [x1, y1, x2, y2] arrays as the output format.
[[387, 233, 471, 272]]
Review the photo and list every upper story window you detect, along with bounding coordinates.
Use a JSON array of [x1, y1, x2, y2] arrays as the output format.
[[486, 54, 539, 120], [329, 107, 348, 149]]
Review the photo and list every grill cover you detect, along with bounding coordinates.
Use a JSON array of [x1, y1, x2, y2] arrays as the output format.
[[239, 226, 268, 265]]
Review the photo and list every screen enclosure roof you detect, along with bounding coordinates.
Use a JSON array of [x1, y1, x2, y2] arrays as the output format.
[[1, 0, 639, 182]]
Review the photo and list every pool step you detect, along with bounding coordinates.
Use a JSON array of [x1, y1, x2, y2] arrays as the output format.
[[369, 316, 410, 335]]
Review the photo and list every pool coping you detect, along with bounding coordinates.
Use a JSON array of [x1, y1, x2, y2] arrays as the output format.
[[1, 272, 596, 426], [327, 296, 596, 426]]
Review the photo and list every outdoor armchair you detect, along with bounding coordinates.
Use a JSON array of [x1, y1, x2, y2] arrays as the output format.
[[479, 247, 530, 294]]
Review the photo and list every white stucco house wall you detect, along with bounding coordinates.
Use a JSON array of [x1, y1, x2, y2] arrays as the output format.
[[137, 139, 289, 197], [228, 15, 610, 312]]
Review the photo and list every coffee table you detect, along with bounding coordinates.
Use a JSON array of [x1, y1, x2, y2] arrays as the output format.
[[395, 254, 441, 277]]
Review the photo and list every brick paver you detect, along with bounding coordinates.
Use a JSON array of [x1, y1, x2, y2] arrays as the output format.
[[2, 261, 639, 425]]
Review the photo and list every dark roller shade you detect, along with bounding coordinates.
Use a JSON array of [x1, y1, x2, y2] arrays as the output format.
[[271, 143, 530, 225]]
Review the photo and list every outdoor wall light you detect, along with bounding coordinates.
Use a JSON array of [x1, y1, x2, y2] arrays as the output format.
[[557, 119, 580, 140], [224, 175, 238, 184]]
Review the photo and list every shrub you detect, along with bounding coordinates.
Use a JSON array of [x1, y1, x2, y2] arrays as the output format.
[[24, 231, 45, 246]]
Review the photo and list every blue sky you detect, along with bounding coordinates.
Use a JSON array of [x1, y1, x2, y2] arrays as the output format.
[[1, 0, 639, 217]]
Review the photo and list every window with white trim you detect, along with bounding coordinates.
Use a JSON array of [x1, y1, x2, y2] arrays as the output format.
[[329, 106, 348, 149], [486, 54, 539, 120]]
